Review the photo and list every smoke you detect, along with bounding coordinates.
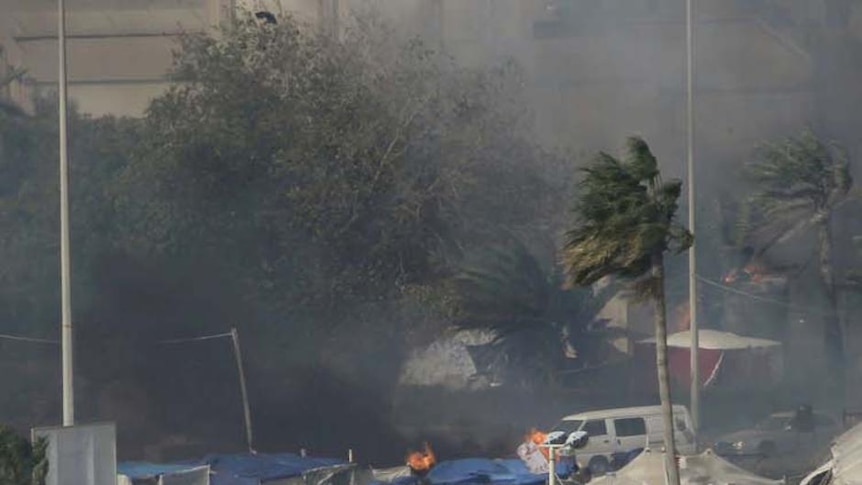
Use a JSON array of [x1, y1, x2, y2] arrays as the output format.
[[5, 0, 862, 466]]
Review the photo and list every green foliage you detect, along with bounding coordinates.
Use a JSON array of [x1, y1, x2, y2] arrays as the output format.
[[741, 130, 854, 393], [740, 130, 853, 252], [562, 137, 692, 296], [0, 425, 47, 485], [111, 11, 558, 319], [0, 11, 566, 443], [563, 136, 688, 485]]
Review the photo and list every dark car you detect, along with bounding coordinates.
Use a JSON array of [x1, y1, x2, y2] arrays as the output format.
[[713, 411, 841, 457]]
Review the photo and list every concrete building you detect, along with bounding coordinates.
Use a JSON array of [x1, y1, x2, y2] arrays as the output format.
[[0, 0, 236, 116], [1, 0, 858, 154]]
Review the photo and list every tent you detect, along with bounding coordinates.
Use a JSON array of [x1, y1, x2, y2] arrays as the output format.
[[118, 462, 210, 485], [192, 453, 362, 485], [636, 330, 782, 391], [801, 421, 862, 485], [398, 330, 502, 390], [370, 459, 556, 485], [425, 458, 546, 485], [590, 448, 783, 485]]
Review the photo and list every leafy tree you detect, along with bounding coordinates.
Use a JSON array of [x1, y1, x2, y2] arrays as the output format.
[[111, 11, 561, 350], [562, 137, 692, 485], [0, 425, 47, 485], [0, 11, 564, 456], [741, 130, 853, 395]]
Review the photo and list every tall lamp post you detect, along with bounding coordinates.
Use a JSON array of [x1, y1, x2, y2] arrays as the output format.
[[58, 0, 74, 427], [686, 0, 699, 437]]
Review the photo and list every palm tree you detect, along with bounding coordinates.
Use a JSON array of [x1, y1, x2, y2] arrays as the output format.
[[452, 237, 609, 388], [562, 137, 692, 485], [742, 130, 853, 397]]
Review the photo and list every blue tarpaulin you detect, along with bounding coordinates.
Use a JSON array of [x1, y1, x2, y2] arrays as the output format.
[[194, 453, 348, 485], [425, 459, 548, 485], [119, 462, 204, 479], [369, 458, 576, 485]]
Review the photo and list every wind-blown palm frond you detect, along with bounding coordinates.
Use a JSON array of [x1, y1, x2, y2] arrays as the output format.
[[563, 137, 692, 296], [741, 130, 854, 396], [452, 237, 610, 384], [562, 137, 689, 485], [742, 130, 852, 254]]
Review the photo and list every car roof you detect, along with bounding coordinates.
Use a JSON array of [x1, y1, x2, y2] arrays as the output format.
[[561, 405, 690, 421]]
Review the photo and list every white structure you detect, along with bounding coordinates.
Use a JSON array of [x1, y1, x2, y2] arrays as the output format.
[[32, 422, 118, 485], [591, 448, 782, 485], [398, 329, 499, 390], [801, 421, 862, 485], [0, 0, 234, 116]]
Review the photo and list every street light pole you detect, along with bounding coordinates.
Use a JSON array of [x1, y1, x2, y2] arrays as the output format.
[[686, 0, 699, 437], [58, 0, 75, 427]]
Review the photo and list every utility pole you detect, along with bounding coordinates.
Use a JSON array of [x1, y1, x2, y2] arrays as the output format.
[[686, 0, 699, 437], [231, 328, 254, 453], [58, 0, 75, 427]]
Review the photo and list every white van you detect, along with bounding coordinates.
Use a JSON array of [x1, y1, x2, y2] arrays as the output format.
[[554, 405, 696, 474]]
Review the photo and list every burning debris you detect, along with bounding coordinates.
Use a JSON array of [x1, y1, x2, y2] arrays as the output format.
[[516, 429, 551, 474], [723, 260, 767, 284], [406, 443, 436, 475]]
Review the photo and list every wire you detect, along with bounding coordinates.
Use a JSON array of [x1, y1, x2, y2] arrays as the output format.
[[0, 330, 235, 346], [158, 332, 233, 344], [695, 274, 836, 317], [0, 333, 58, 344]]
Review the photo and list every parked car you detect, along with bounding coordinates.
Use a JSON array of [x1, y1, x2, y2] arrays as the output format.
[[713, 410, 842, 458], [553, 405, 697, 474]]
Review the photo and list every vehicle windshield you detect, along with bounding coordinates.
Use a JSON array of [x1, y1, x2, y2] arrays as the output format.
[[756, 416, 791, 431], [554, 420, 584, 433]]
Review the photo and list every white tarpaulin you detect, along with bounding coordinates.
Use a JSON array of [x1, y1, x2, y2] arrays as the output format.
[[590, 448, 783, 485], [33, 422, 117, 485], [801, 421, 862, 485], [640, 330, 781, 350], [118, 464, 211, 485], [160, 466, 210, 485], [399, 329, 498, 389]]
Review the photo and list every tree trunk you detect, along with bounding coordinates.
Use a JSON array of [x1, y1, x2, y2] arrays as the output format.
[[652, 251, 680, 485], [819, 218, 845, 402]]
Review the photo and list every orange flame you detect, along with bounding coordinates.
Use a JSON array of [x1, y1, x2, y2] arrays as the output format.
[[723, 261, 768, 284], [406, 443, 436, 472], [527, 428, 550, 460]]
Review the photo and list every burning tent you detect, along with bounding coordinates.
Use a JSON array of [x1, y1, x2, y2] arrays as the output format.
[[590, 448, 782, 485], [406, 443, 437, 476], [371, 458, 548, 485], [635, 329, 782, 391], [514, 429, 578, 478], [517, 429, 551, 474]]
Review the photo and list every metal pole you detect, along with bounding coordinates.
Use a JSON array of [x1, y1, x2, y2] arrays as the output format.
[[230, 327, 255, 452], [58, 0, 75, 428], [547, 447, 556, 485], [686, 0, 700, 437]]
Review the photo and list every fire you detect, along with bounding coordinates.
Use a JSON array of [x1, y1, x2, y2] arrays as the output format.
[[528, 428, 550, 460], [723, 261, 768, 284], [406, 442, 436, 473]]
